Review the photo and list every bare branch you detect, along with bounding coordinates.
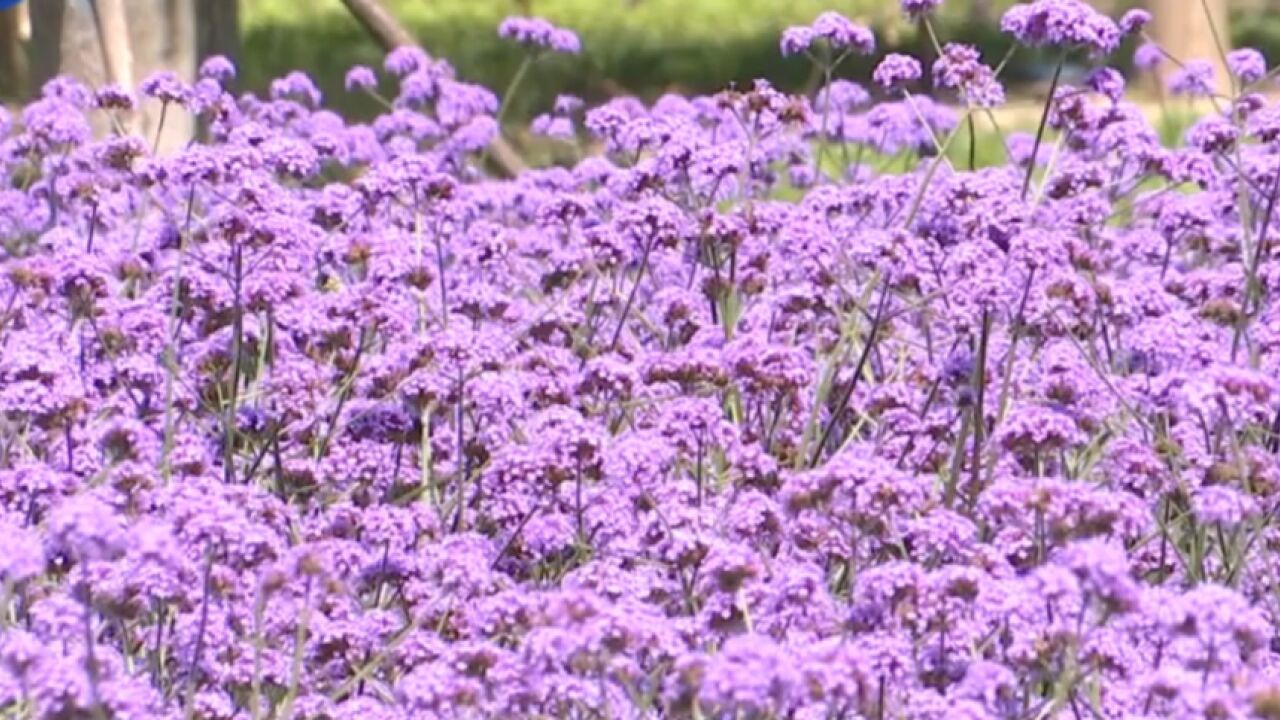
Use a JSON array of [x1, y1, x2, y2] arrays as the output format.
[[338, 0, 527, 177]]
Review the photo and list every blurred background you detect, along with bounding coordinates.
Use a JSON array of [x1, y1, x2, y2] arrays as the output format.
[[1, 0, 1275, 144]]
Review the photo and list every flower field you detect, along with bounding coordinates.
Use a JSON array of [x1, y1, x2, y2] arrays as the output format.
[[5, 1, 1280, 718]]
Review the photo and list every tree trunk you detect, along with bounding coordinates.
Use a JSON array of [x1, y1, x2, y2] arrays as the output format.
[[339, 0, 527, 177], [0, 5, 27, 100], [340, 0, 414, 49], [29, 0, 196, 152], [196, 0, 239, 85], [1147, 0, 1231, 94]]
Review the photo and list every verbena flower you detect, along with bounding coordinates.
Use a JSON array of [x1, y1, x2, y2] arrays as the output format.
[[198, 55, 237, 83], [1000, 0, 1122, 55], [1085, 67, 1125, 103], [780, 12, 874, 57], [1134, 41, 1165, 72], [901, 0, 944, 18], [498, 16, 581, 54], [344, 65, 378, 93], [0, 8, 1279, 719], [1227, 48, 1267, 85], [1169, 59, 1218, 96], [874, 53, 924, 89], [1118, 8, 1152, 35]]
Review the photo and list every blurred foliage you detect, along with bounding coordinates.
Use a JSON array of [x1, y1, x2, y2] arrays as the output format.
[[239, 0, 1271, 124], [240, 0, 1024, 120]]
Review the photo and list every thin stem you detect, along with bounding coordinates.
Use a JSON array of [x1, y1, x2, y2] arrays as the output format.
[[432, 228, 450, 322], [160, 186, 197, 483], [223, 241, 245, 485], [182, 548, 215, 720], [967, 114, 976, 171], [609, 236, 657, 352], [82, 593, 108, 720], [897, 110, 972, 227], [450, 373, 470, 532], [991, 268, 1038, 434], [969, 309, 992, 498], [277, 577, 314, 720], [481, 54, 534, 167], [1022, 52, 1066, 201], [1232, 166, 1280, 361], [495, 55, 534, 131], [814, 63, 834, 179], [151, 101, 170, 154], [809, 279, 892, 467], [420, 402, 438, 506], [85, 203, 99, 254], [921, 17, 945, 58], [1198, 0, 1233, 95], [249, 591, 266, 720]]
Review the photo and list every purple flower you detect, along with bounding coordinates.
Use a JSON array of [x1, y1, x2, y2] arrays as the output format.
[[46, 494, 129, 563], [901, 0, 944, 18], [269, 70, 323, 107], [1227, 48, 1267, 84], [344, 65, 379, 93], [780, 26, 816, 57], [0, 519, 44, 583], [815, 80, 870, 112], [996, 403, 1084, 455], [139, 70, 188, 104], [781, 13, 874, 57], [1085, 67, 1126, 103], [198, 55, 237, 83], [553, 95, 584, 115], [1169, 59, 1217, 96], [1185, 114, 1239, 154], [1000, 0, 1122, 55], [1134, 41, 1164, 72], [811, 12, 875, 55], [1056, 540, 1140, 612], [3, 17, 1280, 720], [384, 46, 431, 76], [498, 16, 581, 54], [1118, 8, 1152, 35], [874, 53, 923, 89], [694, 634, 802, 715], [1192, 486, 1260, 526], [93, 84, 135, 111], [933, 43, 1005, 107], [531, 114, 575, 140]]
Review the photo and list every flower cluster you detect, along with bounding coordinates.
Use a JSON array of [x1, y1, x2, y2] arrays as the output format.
[[498, 16, 581, 54], [2, 4, 1280, 719], [1000, 0, 1123, 55], [780, 11, 876, 57]]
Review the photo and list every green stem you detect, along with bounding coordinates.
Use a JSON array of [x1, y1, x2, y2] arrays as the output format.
[[1021, 52, 1066, 201], [899, 110, 972, 227], [967, 114, 976, 171], [249, 592, 266, 720], [809, 278, 892, 468], [151, 101, 170, 154], [160, 186, 197, 483], [223, 241, 244, 485], [277, 578, 314, 720], [1198, 0, 1234, 96], [969, 309, 991, 499], [494, 56, 534, 136], [609, 235, 657, 352]]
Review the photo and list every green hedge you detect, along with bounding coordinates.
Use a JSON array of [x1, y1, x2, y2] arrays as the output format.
[[239, 0, 1273, 122], [239, 0, 1024, 120]]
